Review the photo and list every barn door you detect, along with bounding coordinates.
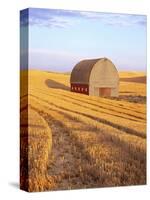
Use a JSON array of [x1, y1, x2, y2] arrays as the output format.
[[99, 88, 111, 97]]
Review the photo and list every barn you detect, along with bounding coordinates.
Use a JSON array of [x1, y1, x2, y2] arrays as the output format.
[[70, 57, 119, 97]]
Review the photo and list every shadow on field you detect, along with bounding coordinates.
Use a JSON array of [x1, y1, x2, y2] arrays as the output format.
[[120, 76, 146, 84], [45, 79, 146, 104], [45, 79, 70, 91]]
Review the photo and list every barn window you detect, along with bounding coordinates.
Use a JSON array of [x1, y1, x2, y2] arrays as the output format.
[[78, 87, 80, 91], [72, 86, 74, 90], [81, 88, 84, 92], [74, 87, 77, 91], [85, 88, 88, 92]]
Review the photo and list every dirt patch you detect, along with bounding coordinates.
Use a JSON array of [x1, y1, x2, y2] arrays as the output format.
[[108, 95, 146, 104]]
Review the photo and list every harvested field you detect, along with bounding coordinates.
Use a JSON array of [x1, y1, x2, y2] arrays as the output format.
[[20, 70, 146, 191]]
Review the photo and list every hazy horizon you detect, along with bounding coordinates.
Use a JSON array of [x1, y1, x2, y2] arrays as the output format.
[[20, 8, 147, 72]]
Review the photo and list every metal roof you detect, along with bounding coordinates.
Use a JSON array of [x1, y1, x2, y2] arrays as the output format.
[[70, 58, 105, 84]]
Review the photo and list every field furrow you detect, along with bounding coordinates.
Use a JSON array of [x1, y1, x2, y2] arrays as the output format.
[[29, 95, 146, 154], [30, 88, 145, 123], [30, 102, 146, 188], [29, 92, 146, 139], [20, 70, 146, 191]]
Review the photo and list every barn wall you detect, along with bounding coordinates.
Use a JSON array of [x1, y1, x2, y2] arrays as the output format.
[[89, 85, 99, 96], [89, 59, 119, 97], [111, 87, 119, 97], [89, 85, 119, 97], [71, 83, 89, 95], [89, 59, 119, 87]]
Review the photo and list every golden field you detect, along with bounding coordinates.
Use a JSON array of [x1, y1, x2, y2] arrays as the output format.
[[20, 70, 146, 192]]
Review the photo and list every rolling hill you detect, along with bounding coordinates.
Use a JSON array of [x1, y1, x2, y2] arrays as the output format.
[[20, 70, 146, 191]]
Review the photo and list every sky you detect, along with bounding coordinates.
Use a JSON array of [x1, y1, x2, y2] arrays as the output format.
[[20, 8, 147, 72]]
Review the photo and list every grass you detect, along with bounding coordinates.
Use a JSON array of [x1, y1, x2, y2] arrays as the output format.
[[20, 70, 146, 191]]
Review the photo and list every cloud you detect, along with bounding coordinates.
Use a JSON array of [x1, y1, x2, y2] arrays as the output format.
[[21, 8, 80, 28], [20, 8, 146, 29], [29, 10, 73, 28], [79, 11, 147, 27]]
